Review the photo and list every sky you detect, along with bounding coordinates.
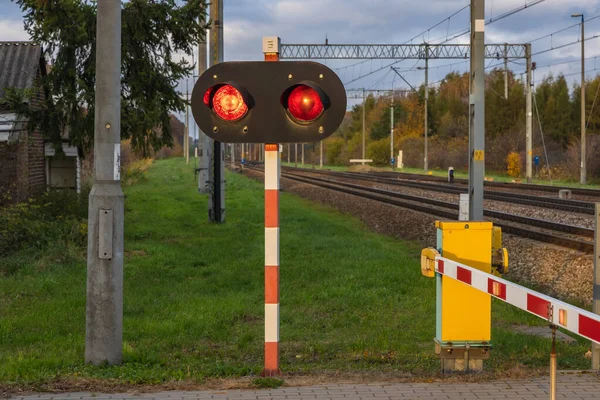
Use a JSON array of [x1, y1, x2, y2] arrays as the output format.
[[2, 0, 600, 115]]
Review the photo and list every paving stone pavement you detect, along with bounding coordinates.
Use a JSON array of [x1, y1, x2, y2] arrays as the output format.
[[8, 373, 600, 400]]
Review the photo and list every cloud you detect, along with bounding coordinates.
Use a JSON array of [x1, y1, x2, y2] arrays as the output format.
[[0, 19, 28, 41]]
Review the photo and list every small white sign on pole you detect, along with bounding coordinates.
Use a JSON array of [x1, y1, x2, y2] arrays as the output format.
[[459, 193, 469, 221]]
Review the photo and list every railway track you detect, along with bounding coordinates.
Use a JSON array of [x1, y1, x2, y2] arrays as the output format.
[[373, 170, 600, 198], [244, 165, 594, 253], [282, 167, 596, 215]]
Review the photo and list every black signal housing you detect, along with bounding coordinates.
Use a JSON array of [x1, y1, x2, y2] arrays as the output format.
[[190, 61, 347, 143]]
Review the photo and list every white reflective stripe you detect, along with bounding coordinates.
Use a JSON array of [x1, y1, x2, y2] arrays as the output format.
[[264, 151, 280, 190], [471, 269, 487, 293], [265, 227, 279, 266], [506, 283, 527, 311], [265, 303, 280, 342], [475, 19, 485, 32], [444, 260, 458, 280]]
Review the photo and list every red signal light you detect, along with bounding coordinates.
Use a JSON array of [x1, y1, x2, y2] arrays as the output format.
[[203, 87, 213, 106], [287, 85, 324, 122], [211, 85, 248, 121]]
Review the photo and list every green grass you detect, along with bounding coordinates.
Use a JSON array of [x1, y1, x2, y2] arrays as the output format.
[[281, 161, 600, 189], [0, 158, 593, 389]]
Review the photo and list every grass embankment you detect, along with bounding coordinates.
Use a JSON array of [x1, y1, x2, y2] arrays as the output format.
[[0, 158, 592, 390], [280, 161, 600, 189]]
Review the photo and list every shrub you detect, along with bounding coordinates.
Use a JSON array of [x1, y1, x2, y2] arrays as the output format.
[[506, 151, 522, 177], [122, 158, 154, 186], [367, 138, 391, 166], [0, 189, 88, 263], [325, 137, 345, 166]]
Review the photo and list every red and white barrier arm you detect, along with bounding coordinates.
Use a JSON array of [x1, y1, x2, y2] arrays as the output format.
[[435, 256, 600, 345]]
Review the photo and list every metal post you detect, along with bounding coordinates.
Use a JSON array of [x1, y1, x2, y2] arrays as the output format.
[[208, 0, 225, 222], [362, 88, 366, 165], [287, 144, 290, 163], [231, 143, 235, 170], [185, 82, 190, 164], [550, 326, 557, 400], [581, 16, 587, 185], [301, 143, 304, 165], [198, 8, 210, 194], [390, 96, 395, 169], [593, 203, 600, 369], [424, 47, 429, 172], [504, 43, 509, 100], [263, 143, 280, 376], [526, 44, 533, 184], [468, 0, 485, 221], [262, 36, 281, 377], [294, 143, 298, 168], [320, 141, 323, 168], [85, 0, 123, 365]]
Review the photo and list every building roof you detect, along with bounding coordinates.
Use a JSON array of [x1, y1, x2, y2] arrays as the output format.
[[0, 42, 44, 101]]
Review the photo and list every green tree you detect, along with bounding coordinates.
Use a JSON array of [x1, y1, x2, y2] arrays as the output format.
[[7, 0, 208, 156], [370, 100, 405, 141]]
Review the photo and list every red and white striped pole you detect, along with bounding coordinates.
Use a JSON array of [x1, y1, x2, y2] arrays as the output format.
[[264, 143, 280, 376], [263, 36, 281, 376]]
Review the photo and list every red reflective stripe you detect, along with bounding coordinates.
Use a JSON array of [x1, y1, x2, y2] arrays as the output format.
[[456, 266, 472, 285], [579, 314, 600, 343], [487, 278, 507, 300], [437, 259, 444, 274], [265, 266, 279, 304], [527, 294, 550, 318], [265, 190, 279, 228], [263, 342, 280, 376]]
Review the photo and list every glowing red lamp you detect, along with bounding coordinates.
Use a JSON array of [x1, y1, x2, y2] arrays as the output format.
[[287, 85, 324, 122], [211, 85, 248, 121]]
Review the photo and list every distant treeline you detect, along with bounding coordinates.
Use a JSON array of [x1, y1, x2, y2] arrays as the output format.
[[311, 69, 600, 180]]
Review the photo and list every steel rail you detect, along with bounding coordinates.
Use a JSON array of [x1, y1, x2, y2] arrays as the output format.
[[285, 167, 596, 215], [245, 166, 593, 253]]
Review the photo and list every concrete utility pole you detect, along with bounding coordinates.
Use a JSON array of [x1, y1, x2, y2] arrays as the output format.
[[209, 0, 225, 222], [301, 143, 304, 165], [593, 203, 600, 369], [362, 88, 366, 165], [572, 13, 586, 185], [504, 43, 509, 100], [390, 95, 395, 169], [85, 0, 123, 365], [468, 0, 485, 221], [288, 144, 290, 163], [424, 50, 429, 172], [526, 44, 533, 184], [294, 143, 298, 168], [198, 12, 210, 193]]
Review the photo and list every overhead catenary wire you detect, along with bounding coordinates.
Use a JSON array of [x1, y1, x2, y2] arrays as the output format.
[[429, 0, 549, 44], [533, 33, 600, 57], [347, 0, 548, 86], [529, 14, 600, 44], [334, 3, 470, 73]]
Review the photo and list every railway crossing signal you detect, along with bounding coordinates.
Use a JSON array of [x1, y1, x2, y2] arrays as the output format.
[[191, 50, 347, 377], [190, 61, 347, 143]]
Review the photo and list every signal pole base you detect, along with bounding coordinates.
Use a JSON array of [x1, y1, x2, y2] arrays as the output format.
[[85, 182, 124, 365], [435, 342, 488, 373]]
